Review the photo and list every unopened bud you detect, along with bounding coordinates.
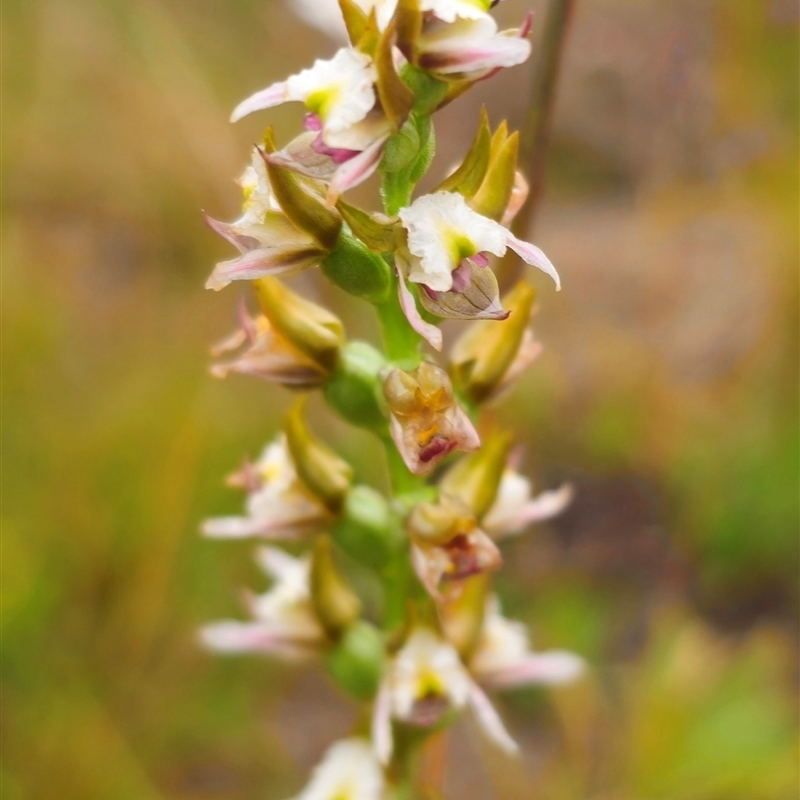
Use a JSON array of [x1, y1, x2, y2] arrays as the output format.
[[326, 620, 386, 700], [254, 277, 344, 374], [470, 123, 519, 222], [449, 280, 537, 404], [440, 574, 490, 659], [323, 341, 388, 431], [284, 399, 353, 513], [310, 535, 362, 640], [439, 430, 513, 519], [332, 485, 402, 569]]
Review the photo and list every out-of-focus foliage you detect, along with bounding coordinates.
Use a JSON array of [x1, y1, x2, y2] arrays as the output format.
[[2, 0, 797, 798]]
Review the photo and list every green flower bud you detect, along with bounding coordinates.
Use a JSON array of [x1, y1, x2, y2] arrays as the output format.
[[332, 485, 402, 569], [310, 535, 362, 640], [324, 341, 388, 432], [440, 574, 489, 660], [449, 280, 537, 404], [320, 232, 393, 303], [325, 620, 386, 700], [470, 124, 519, 222], [439, 430, 513, 519], [284, 399, 353, 513], [254, 277, 345, 374]]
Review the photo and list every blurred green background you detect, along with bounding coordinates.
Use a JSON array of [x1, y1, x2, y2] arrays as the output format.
[[3, 0, 798, 798]]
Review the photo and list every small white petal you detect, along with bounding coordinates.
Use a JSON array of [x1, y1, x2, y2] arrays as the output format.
[[286, 48, 377, 135], [372, 680, 394, 765], [200, 621, 282, 654], [466, 679, 519, 755], [483, 651, 586, 689], [291, 738, 385, 800]]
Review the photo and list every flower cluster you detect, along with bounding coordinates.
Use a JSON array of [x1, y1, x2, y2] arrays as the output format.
[[200, 1, 583, 797]]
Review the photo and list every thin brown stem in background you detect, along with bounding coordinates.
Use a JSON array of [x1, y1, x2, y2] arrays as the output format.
[[499, 0, 578, 289]]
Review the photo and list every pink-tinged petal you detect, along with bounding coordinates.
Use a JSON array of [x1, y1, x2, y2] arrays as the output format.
[[372, 679, 394, 765], [494, 484, 574, 539], [481, 651, 586, 690], [505, 233, 561, 290], [204, 213, 260, 253], [237, 298, 260, 342], [230, 81, 288, 123], [205, 247, 322, 291], [452, 406, 481, 453], [419, 36, 531, 76], [466, 680, 519, 755], [470, 252, 490, 268], [200, 621, 318, 660], [451, 260, 473, 292], [200, 515, 317, 540], [500, 171, 529, 227], [519, 11, 534, 39], [210, 327, 248, 358], [326, 134, 390, 202], [411, 544, 446, 603], [396, 268, 444, 351]]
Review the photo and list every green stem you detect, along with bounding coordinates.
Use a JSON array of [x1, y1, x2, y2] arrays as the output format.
[[374, 281, 422, 366]]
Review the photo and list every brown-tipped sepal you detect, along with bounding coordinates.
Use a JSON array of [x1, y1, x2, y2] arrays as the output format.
[[439, 430, 513, 519], [254, 277, 345, 375], [285, 399, 354, 514], [260, 132, 342, 250], [310, 535, 362, 640], [449, 280, 538, 403]]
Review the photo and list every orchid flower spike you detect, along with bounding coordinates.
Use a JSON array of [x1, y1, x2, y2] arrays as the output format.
[[201, 435, 332, 540], [372, 628, 518, 764], [200, 547, 327, 660], [288, 738, 385, 800], [469, 595, 585, 690], [383, 361, 480, 475]]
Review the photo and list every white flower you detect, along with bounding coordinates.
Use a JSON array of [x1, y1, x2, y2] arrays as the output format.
[[399, 191, 560, 293], [372, 628, 517, 763], [232, 48, 376, 144], [483, 469, 573, 539], [201, 547, 326, 660], [201, 436, 331, 540], [205, 149, 326, 291], [469, 596, 585, 689], [289, 738, 385, 800]]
